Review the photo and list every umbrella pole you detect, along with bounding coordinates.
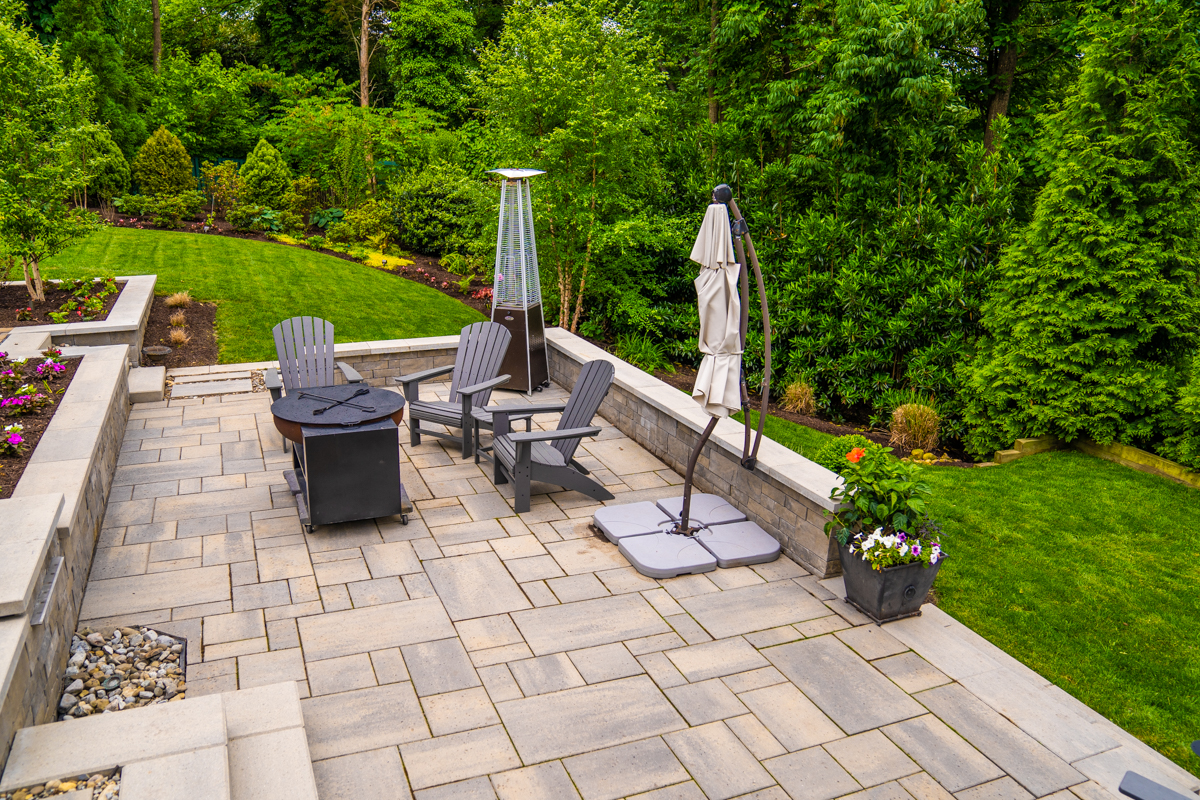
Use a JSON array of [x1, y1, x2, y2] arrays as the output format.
[[678, 416, 719, 533], [727, 197, 772, 469]]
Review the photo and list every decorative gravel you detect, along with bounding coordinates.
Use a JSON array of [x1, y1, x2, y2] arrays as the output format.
[[0, 768, 119, 800], [58, 627, 186, 720]]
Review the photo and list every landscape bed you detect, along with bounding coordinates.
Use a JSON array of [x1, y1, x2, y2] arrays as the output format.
[[0, 355, 80, 500], [0, 283, 120, 329]]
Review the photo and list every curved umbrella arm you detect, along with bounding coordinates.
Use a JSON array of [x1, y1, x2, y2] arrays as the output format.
[[727, 198, 772, 470]]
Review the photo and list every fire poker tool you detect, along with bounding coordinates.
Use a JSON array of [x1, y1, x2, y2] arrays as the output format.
[[302, 388, 375, 415]]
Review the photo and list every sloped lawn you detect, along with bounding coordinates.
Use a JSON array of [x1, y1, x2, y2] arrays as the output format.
[[43, 227, 485, 363]]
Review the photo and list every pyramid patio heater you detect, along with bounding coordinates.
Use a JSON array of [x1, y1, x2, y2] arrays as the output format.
[[593, 184, 781, 579], [488, 168, 549, 394]]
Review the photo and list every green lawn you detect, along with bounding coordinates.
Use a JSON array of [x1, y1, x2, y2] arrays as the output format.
[[751, 412, 1200, 776], [43, 227, 485, 363]]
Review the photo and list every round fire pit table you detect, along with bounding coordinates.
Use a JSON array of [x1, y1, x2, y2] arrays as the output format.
[[270, 385, 409, 531], [270, 384, 406, 445]]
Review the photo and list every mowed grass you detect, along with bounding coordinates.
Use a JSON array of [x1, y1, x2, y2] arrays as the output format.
[[749, 412, 1200, 776], [43, 227, 485, 363]]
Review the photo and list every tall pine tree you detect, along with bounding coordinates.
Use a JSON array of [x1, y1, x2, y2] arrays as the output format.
[[961, 0, 1200, 459]]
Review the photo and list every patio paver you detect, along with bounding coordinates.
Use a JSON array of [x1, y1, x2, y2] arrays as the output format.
[[63, 376, 1199, 800]]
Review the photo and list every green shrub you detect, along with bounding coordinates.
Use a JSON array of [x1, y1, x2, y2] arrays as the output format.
[[960, 5, 1200, 459], [345, 199, 398, 252], [146, 191, 205, 228], [282, 176, 322, 221], [279, 211, 305, 234], [305, 235, 327, 250], [226, 204, 269, 232], [241, 139, 292, 208], [132, 127, 195, 195], [310, 208, 344, 230], [114, 194, 150, 217], [1157, 352, 1200, 470], [247, 208, 283, 233], [889, 403, 940, 452], [813, 434, 880, 474], [615, 334, 672, 375], [200, 160, 244, 216], [390, 161, 489, 256], [325, 221, 354, 244]]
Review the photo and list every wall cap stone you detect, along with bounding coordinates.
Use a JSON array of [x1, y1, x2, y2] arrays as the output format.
[[0, 494, 65, 618]]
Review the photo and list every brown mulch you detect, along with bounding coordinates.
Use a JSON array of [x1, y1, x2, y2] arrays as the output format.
[[109, 216, 493, 317], [139, 297, 219, 369], [0, 356, 80, 499], [0, 282, 121, 328]]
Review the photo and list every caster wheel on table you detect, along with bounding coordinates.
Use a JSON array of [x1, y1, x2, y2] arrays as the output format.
[[305, 525, 315, 534], [401, 515, 409, 526]]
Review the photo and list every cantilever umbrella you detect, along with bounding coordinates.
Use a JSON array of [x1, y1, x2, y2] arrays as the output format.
[[689, 202, 743, 419]]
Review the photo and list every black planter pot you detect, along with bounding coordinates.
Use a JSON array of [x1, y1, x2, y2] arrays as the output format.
[[837, 540, 942, 624]]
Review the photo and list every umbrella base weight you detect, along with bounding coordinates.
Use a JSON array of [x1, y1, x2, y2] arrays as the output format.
[[598, 495, 780, 578]]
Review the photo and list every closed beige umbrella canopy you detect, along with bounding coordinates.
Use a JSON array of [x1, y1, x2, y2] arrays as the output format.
[[689, 203, 742, 418]]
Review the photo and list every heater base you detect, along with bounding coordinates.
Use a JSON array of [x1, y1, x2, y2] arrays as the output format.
[[492, 303, 548, 395]]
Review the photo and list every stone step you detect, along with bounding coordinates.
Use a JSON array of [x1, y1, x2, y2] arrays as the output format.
[[0, 682, 317, 800], [128, 366, 167, 404], [171, 371, 252, 384], [0, 330, 52, 358], [170, 379, 253, 398]]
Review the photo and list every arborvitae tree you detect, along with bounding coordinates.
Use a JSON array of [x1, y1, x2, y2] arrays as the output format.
[[132, 126, 194, 195], [961, 0, 1200, 459], [241, 138, 292, 209]]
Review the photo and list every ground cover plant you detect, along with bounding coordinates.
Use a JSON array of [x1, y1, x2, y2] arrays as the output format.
[[42, 227, 485, 363], [748, 409, 1200, 778]]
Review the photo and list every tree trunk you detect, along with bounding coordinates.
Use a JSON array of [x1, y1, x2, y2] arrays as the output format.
[[152, 0, 161, 74], [983, 0, 1023, 152], [359, 0, 370, 107], [23, 257, 45, 303]]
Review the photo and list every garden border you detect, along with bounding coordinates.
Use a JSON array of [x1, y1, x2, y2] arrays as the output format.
[[1, 276, 155, 363], [0, 345, 130, 769]]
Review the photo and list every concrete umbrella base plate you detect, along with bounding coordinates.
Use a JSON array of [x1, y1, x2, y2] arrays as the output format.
[[695, 520, 781, 568], [618, 532, 717, 579], [656, 493, 747, 527], [593, 502, 674, 543]]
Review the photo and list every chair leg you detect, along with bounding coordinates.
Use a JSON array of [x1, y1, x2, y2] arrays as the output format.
[[410, 418, 421, 446], [461, 423, 472, 460], [513, 460, 532, 514], [474, 422, 481, 464], [494, 456, 508, 485]]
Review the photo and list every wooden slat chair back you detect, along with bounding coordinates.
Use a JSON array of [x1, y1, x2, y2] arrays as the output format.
[[396, 321, 513, 459], [551, 360, 614, 463], [490, 359, 616, 512], [447, 322, 511, 406], [273, 316, 336, 392]]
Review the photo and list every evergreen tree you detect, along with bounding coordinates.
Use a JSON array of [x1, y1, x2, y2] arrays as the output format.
[[961, 0, 1200, 459], [132, 125, 194, 195], [241, 138, 292, 208]]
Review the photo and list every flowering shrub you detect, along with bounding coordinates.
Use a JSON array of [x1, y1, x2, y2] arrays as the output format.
[[0, 423, 26, 456], [825, 444, 941, 570], [1, 392, 51, 415], [41, 346, 63, 358], [844, 520, 945, 571], [471, 287, 494, 303], [36, 359, 66, 380]]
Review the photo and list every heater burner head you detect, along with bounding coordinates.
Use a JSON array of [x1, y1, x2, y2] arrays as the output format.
[[488, 168, 547, 179]]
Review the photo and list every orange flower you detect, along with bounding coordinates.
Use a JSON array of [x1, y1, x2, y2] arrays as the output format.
[[846, 447, 866, 463]]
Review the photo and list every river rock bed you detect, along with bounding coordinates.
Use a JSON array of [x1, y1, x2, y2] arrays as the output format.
[[0, 768, 119, 800], [58, 627, 186, 720]]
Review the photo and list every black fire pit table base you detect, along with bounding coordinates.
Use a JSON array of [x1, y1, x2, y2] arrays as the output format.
[[282, 419, 411, 532], [271, 384, 410, 532]]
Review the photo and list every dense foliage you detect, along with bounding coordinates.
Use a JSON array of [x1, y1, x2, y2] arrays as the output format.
[[132, 125, 194, 195], [11, 0, 1200, 466]]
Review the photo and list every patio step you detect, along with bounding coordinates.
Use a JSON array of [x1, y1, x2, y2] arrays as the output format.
[[0, 682, 317, 800], [128, 366, 166, 403]]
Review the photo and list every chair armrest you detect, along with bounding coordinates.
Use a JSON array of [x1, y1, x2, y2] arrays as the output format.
[[509, 426, 602, 444], [507, 403, 569, 415], [395, 364, 455, 384], [336, 361, 364, 383], [264, 368, 283, 402], [459, 374, 511, 397]]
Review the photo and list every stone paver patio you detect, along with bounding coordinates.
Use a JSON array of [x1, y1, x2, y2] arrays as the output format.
[[76, 370, 1196, 800]]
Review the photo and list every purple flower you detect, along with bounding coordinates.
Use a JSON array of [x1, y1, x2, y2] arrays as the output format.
[[896, 532, 906, 542], [6, 434, 22, 445], [911, 543, 921, 556]]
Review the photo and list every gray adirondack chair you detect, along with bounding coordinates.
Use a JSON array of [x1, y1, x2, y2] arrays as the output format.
[[491, 359, 616, 512], [396, 321, 513, 459], [264, 317, 364, 451]]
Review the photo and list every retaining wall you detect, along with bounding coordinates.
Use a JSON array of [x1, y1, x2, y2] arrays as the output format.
[[0, 345, 131, 769]]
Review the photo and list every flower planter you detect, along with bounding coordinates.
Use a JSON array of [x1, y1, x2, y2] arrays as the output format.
[[837, 540, 942, 624]]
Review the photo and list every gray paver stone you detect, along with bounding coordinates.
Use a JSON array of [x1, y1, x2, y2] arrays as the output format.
[[312, 747, 413, 800], [678, 581, 828, 638], [664, 679, 747, 725], [402, 637, 483, 696], [298, 597, 455, 661], [513, 593, 670, 655], [509, 653, 586, 696], [119, 744, 230, 800], [766, 637, 925, 734], [425, 552, 533, 620], [825, 730, 921, 787], [491, 761, 581, 800], [302, 683, 429, 760], [738, 682, 843, 752], [664, 721, 776, 800], [765, 746, 863, 800], [400, 725, 521, 790], [664, 637, 768, 682], [882, 715, 1005, 793], [564, 737, 690, 800], [954, 778, 1034, 800]]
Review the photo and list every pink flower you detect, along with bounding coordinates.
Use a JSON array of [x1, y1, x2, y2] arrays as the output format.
[[6, 434, 22, 445]]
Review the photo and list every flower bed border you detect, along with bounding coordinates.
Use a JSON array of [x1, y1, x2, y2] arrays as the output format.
[[1, 277, 155, 363]]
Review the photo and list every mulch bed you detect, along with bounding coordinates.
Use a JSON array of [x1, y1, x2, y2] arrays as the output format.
[[0, 355, 80, 499], [0, 282, 120, 328], [109, 216, 493, 317], [139, 297, 219, 369]]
